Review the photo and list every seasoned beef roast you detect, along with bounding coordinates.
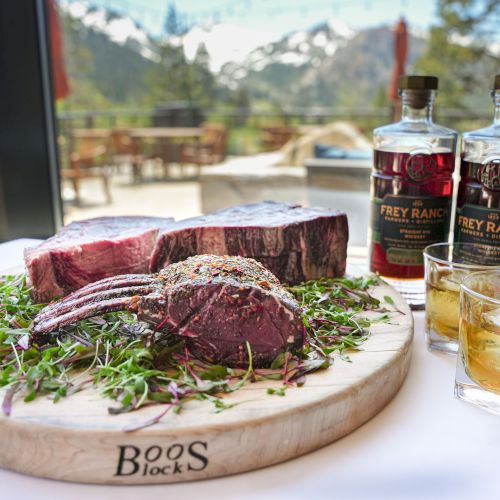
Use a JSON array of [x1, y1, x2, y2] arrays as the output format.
[[25, 216, 173, 302], [151, 201, 348, 284], [32, 255, 306, 368]]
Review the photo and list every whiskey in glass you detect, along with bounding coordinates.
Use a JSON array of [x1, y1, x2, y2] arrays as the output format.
[[456, 270, 500, 415], [423, 243, 499, 354]]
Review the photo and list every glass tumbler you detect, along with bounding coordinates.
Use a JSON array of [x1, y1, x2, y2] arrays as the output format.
[[423, 243, 499, 354], [455, 270, 500, 415]]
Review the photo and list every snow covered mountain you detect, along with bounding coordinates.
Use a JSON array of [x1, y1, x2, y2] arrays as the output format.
[[61, 1, 281, 70], [218, 19, 356, 88], [60, 0, 157, 60], [60, 1, 358, 78], [167, 18, 426, 106], [59, 1, 427, 107], [180, 23, 279, 73], [178, 18, 356, 77]]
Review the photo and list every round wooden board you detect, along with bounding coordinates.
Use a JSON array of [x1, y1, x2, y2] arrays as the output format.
[[0, 281, 413, 484]]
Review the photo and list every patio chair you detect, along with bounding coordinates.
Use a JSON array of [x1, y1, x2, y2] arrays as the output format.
[[151, 139, 179, 178], [109, 129, 145, 183], [179, 123, 228, 171], [60, 139, 112, 206], [261, 125, 296, 151]]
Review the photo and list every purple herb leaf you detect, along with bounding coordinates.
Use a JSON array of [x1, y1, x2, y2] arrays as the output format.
[[108, 404, 133, 415], [17, 334, 30, 350], [123, 404, 172, 432], [2, 385, 19, 416]]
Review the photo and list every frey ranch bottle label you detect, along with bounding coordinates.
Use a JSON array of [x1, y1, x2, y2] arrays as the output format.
[[455, 205, 500, 245], [369, 149, 455, 280], [455, 158, 500, 248], [371, 195, 451, 266]]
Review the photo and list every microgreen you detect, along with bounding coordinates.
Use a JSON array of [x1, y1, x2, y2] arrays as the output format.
[[289, 275, 382, 359], [0, 273, 389, 429], [267, 387, 287, 396]]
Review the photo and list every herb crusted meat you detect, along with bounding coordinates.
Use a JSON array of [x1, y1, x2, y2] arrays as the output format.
[[33, 255, 306, 368]]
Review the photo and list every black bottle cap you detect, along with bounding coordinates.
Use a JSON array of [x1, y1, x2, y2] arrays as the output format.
[[494, 75, 500, 90], [398, 75, 439, 90]]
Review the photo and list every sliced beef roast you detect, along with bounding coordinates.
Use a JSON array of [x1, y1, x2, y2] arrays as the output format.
[[150, 201, 348, 284], [25, 216, 173, 302]]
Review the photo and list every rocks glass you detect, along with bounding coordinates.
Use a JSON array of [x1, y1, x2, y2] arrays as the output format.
[[423, 243, 499, 354], [455, 270, 500, 415]]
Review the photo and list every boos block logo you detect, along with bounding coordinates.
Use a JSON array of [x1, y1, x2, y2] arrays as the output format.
[[115, 441, 209, 477]]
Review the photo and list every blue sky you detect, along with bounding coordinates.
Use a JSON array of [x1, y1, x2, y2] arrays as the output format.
[[80, 0, 439, 36]]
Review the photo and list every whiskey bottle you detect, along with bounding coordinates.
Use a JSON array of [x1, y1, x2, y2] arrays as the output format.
[[368, 75, 458, 308], [455, 74, 500, 263]]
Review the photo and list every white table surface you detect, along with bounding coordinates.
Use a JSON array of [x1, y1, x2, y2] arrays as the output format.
[[1, 239, 499, 500]]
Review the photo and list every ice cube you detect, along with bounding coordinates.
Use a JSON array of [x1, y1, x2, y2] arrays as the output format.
[[437, 271, 466, 293], [482, 308, 500, 334]]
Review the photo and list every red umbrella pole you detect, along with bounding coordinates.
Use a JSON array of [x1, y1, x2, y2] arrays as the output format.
[[388, 17, 408, 120], [47, 0, 70, 100]]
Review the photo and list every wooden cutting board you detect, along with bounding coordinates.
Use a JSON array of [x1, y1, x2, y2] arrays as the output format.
[[0, 280, 412, 484]]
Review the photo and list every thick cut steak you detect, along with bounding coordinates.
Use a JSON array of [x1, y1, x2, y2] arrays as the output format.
[[25, 216, 173, 302], [32, 255, 306, 368], [150, 201, 348, 284]]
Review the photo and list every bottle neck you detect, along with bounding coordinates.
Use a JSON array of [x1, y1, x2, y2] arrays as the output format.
[[493, 90, 500, 126], [400, 89, 435, 124], [401, 103, 433, 123]]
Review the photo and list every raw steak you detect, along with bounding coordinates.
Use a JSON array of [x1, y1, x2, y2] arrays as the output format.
[[25, 216, 173, 302], [150, 201, 348, 284]]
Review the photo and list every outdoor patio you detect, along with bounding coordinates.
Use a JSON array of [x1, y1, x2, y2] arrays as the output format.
[[63, 149, 371, 247], [63, 166, 203, 223]]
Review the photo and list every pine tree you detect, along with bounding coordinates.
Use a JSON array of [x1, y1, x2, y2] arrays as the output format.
[[145, 4, 215, 106], [164, 2, 187, 37], [415, 0, 499, 108], [192, 43, 215, 106]]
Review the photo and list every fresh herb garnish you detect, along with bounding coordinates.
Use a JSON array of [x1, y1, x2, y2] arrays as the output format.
[[0, 273, 388, 427], [289, 275, 382, 359], [267, 387, 287, 396]]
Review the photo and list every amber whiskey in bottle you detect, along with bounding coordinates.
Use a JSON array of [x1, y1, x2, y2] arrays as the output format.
[[455, 75, 500, 259], [368, 75, 458, 308]]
